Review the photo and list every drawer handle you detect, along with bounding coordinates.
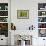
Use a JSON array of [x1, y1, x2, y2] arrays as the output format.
[[1, 39, 3, 40], [43, 39, 45, 40]]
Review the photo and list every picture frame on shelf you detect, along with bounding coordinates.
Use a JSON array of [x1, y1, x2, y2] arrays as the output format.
[[38, 29, 46, 37], [17, 10, 29, 19]]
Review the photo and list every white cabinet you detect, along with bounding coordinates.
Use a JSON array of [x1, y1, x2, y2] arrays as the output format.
[[0, 35, 8, 45], [38, 37, 46, 46]]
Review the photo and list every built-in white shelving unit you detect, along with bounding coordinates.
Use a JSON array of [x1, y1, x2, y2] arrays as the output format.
[[0, 3, 8, 37], [38, 3, 46, 37]]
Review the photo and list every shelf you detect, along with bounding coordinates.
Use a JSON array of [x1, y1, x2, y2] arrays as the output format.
[[38, 28, 46, 29], [38, 22, 46, 23], [0, 10, 8, 11], [38, 15, 46, 17], [38, 10, 46, 11], [0, 22, 8, 23], [0, 16, 8, 17]]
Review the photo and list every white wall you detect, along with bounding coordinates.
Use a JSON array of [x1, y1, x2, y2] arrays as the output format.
[[11, 0, 46, 30], [11, 0, 46, 46], [11, 0, 38, 30]]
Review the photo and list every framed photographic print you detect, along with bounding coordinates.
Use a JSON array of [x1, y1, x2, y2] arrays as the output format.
[[17, 10, 29, 19]]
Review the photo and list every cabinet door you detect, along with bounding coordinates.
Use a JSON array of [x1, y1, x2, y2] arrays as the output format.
[[38, 38, 46, 46]]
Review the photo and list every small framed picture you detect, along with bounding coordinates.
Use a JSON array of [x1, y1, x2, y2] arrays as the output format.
[[17, 10, 29, 19]]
